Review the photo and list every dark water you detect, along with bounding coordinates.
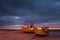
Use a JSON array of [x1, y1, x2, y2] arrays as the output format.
[[49, 30, 60, 35]]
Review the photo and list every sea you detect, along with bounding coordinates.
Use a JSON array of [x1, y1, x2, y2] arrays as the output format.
[[49, 30, 60, 35]]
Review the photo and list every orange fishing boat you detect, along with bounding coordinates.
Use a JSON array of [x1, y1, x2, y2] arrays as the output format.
[[21, 22, 34, 33], [34, 27, 49, 36], [21, 27, 34, 33]]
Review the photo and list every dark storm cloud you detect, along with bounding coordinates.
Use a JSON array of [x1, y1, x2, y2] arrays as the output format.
[[0, 0, 60, 24]]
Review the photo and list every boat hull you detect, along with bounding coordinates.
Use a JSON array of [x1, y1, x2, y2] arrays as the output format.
[[22, 27, 34, 33], [34, 28, 49, 36]]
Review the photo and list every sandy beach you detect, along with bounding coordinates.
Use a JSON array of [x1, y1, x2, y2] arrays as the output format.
[[0, 30, 60, 40]]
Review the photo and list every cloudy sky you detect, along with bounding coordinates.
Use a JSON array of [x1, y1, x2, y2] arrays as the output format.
[[0, 0, 60, 28]]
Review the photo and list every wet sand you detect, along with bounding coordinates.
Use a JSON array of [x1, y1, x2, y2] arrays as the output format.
[[0, 30, 60, 40]]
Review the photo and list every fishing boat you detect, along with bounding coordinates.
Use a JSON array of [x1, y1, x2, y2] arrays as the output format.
[[34, 27, 49, 36], [21, 22, 34, 33], [21, 27, 34, 33]]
